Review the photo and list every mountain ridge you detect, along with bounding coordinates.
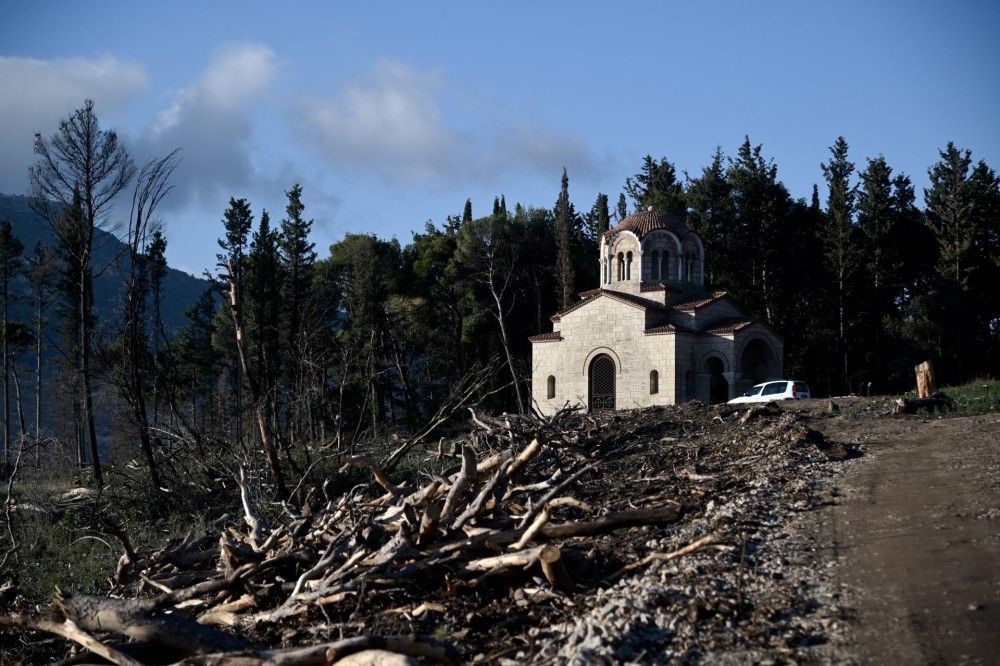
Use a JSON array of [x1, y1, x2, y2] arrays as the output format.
[[0, 192, 211, 336]]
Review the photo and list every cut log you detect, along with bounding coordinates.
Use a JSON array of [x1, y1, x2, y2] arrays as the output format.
[[172, 634, 459, 666], [458, 546, 545, 574], [340, 456, 412, 497], [536, 504, 682, 539], [539, 545, 573, 590], [417, 501, 442, 546], [439, 446, 477, 523], [510, 508, 549, 550], [0, 615, 144, 666], [507, 438, 541, 479], [52, 590, 250, 655], [451, 458, 513, 530]]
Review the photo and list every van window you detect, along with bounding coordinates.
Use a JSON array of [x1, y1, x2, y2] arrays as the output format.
[[762, 382, 786, 396]]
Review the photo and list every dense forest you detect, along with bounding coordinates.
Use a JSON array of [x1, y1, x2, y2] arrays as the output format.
[[1, 100, 998, 496]]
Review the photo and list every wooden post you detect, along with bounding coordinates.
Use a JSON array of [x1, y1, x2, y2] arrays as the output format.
[[914, 360, 936, 399]]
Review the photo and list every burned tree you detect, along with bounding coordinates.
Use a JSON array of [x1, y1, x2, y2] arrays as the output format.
[[116, 150, 179, 491], [30, 99, 135, 488]]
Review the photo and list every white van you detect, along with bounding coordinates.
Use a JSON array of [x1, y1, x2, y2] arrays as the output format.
[[727, 380, 811, 404]]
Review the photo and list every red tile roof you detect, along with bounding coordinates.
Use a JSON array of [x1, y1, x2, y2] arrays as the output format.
[[700, 318, 756, 336], [528, 332, 563, 343], [669, 290, 729, 313], [640, 281, 681, 293], [604, 207, 692, 241], [550, 288, 666, 322], [644, 323, 677, 335]]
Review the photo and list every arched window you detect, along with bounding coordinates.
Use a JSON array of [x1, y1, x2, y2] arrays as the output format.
[[626, 251, 633, 280], [617, 252, 625, 281], [546, 375, 556, 399], [650, 370, 659, 394], [650, 250, 660, 280]]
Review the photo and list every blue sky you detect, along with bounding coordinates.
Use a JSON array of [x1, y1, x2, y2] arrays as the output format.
[[1, 1, 998, 275]]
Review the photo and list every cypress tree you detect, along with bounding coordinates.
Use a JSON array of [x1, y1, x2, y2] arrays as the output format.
[[554, 168, 575, 308], [586, 193, 610, 241], [462, 198, 473, 225]]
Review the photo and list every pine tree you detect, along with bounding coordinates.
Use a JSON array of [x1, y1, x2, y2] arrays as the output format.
[[31, 100, 134, 489], [250, 210, 282, 401], [856, 156, 899, 389], [820, 136, 857, 391], [726, 137, 790, 320], [686, 147, 734, 287], [218, 198, 288, 497], [616, 193, 628, 222], [146, 230, 167, 423], [924, 143, 1000, 380], [624, 155, 686, 216], [0, 221, 23, 464], [278, 184, 316, 445]]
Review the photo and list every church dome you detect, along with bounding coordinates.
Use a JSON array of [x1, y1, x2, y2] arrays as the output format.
[[605, 206, 691, 240]]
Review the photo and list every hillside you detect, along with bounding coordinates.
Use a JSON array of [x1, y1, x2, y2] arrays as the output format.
[[0, 193, 211, 335]]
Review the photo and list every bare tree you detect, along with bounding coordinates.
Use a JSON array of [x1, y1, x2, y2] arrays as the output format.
[[25, 242, 58, 460], [30, 99, 135, 488], [118, 150, 180, 491], [458, 216, 526, 413]]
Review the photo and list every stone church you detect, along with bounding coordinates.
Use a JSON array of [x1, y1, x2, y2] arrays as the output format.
[[530, 207, 783, 414]]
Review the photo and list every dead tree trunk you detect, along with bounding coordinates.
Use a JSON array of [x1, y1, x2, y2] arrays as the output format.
[[226, 260, 288, 499], [915, 360, 936, 399]]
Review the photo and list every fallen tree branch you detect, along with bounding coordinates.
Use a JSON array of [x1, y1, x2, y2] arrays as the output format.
[[173, 634, 460, 665], [0, 614, 144, 666], [613, 534, 732, 578]]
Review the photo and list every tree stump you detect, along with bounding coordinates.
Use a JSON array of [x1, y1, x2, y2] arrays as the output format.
[[915, 360, 936, 399]]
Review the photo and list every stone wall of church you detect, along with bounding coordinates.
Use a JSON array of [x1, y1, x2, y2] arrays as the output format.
[[531, 297, 684, 415]]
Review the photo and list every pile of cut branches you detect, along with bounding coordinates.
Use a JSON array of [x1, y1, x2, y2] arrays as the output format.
[[0, 402, 858, 664]]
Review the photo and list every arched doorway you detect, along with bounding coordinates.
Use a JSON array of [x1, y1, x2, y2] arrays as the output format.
[[740, 338, 779, 385], [589, 354, 616, 411], [707, 357, 728, 404]]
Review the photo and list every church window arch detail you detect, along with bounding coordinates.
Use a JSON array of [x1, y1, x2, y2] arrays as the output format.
[[546, 375, 556, 399], [650, 370, 659, 394]]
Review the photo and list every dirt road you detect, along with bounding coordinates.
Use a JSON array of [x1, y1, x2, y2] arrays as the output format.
[[813, 412, 1000, 664]]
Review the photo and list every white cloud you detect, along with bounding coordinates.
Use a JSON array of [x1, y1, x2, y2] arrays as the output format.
[[297, 60, 609, 186], [136, 43, 278, 208], [0, 54, 147, 194], [151, 43, 277, 136], [299, 61, 459, 183]]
